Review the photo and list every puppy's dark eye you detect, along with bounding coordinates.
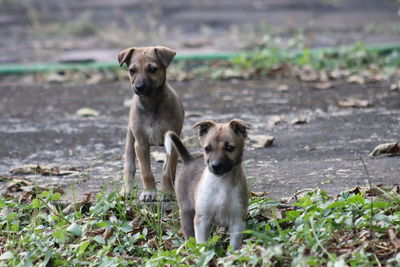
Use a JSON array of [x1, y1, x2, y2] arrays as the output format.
[[225, 144, 235, 152], [129, 68, 136, 74], [204, 145, 212, 153], [148, 66, 158, 73]]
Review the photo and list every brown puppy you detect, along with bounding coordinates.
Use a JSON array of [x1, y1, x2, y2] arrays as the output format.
[[165, 119, 249, 250], [118, 46, 184, 201]]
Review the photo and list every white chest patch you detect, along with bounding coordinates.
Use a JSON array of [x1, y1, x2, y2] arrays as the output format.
[[195, 169, 245, 227]]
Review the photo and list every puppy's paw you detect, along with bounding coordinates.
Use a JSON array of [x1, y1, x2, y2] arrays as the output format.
[[139, 190, 157, 202], [120, 187, 133, 198], [158, 191, 175, 202]]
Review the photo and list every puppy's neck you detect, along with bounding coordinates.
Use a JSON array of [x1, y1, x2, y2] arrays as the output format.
[[137, 83, 167, 109]]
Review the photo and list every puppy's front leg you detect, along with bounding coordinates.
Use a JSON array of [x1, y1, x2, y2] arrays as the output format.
[[194, 214, 211, 244], [135, 141, 157, 201], [121, 128, 136, 196], [229, 220, 245, 250]]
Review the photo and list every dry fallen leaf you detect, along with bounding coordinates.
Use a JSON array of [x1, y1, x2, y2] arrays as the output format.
[[85, 74, 103, 85], [76, 107, 100, 117], [338, 98, 373, 108], [291, 117, 308, 125], [63, 193, 92, 214], [284, 188, 318, 203], [329, 69, 351, 79], [390, 81, 400, 91], [248, 135, 275, 148], [220, 69, 251, 79], [310, 82, 333, 90], [10, 165, 81, 176], [277, 84, 289, 91], [269, 115, 285, 125], [251, 191, 271, 197], [318, 70, 330, 82], [10, 165, 41, 175], [103, 228, 114, 241], [369, 142, 400, 157], [10, 165, 59, 175], [151, 151, 167, 163], [365, 73, 386, 83], [347, 75, 365, 84], [45, 72, 69, 83], [388, 227, 400, 249], [299, 69, 319, 82]]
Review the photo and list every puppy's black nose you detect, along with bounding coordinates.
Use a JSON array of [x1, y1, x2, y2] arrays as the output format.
[[211, 161, 223, 172], [135, 81, 146, 92]]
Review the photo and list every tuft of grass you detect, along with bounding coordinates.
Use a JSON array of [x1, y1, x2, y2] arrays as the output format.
[[1, 186, 400, 266]]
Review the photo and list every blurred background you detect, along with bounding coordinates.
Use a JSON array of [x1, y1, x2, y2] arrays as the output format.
[[1, 0, 400, 63]]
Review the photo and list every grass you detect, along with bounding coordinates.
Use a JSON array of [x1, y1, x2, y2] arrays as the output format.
[[1, 185, 400, 266]]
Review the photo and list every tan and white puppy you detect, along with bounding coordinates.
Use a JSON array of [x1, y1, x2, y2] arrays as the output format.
[[118, 46, 184, 201], [165, 119, 249, 250]]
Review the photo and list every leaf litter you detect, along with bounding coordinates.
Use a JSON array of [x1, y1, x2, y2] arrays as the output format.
[[10, 164, 82, 176], [338, 97, 373, 108], [248, 134, 275, 148], [1, 184, 400, 265], [369, 142, 400, 157]]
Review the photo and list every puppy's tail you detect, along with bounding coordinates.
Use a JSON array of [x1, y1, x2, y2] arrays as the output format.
[[164, 131, 193, 164]]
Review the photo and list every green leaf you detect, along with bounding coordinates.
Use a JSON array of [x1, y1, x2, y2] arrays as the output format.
[[54, 228, 67, 242], [346, 194, 365, 205], [323, 200, 346, 210], [196, 250, 215, 267], [39, 191, 51, 199], [373, 213, 391, 223], [67, 222, 82, 237], [11, 223, 19, 232], [372, 201, 392, 209], [50, 192, 62, 201], [78, 240, 91, 254], [32, 198, 40, 209], [286, 210, 301, 219], [120, 221, 132, 233], [0, 251, 13, 260], [93, 235, 106, 245]]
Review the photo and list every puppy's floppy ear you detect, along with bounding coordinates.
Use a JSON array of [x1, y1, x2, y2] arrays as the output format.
[[117, 47, 135, 67], [193, 120, 216, 137], [154, 46, 176, 67], [229, 119, 250, 137]]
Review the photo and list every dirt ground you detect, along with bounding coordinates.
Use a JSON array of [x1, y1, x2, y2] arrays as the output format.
[[0, 0, 399, 201], [0, 77, 399, 200]]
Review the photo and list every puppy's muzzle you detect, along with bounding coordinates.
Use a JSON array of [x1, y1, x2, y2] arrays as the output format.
[[134, 81, 148, 96], [210, 160, 232, 176]]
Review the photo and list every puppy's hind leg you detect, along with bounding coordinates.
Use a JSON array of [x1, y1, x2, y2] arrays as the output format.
[[121, 128, 136, 196], [180, 208, 195, 239], [160, 148, 178, 200]]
